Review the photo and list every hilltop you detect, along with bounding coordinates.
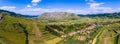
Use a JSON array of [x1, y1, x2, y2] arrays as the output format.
[[39, 12, 80, 20], [0, 9, 38, 18], [78, 12, 120, 18]]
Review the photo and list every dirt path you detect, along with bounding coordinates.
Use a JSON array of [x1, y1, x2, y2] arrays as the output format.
[[104, 38, 109, 44], [28, 21, 42, 44], [91, 28, 103, 44], [33, 21, 41, 37]]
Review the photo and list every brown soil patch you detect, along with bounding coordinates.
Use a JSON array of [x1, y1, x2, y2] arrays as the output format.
[[77, 36, 86, 41]]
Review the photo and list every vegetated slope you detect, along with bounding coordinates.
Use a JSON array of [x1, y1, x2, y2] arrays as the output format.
[[78, 12, 120, 18], [95, 23, 120, 44], [28, 20, 43, 44], [39, 12, 80, 21], [0, 12, 60, 44], [0, 12, 34, 44], [0, 13, 42, 44]]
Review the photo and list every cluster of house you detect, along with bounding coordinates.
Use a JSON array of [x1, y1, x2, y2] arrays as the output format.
[[61, 24, 96, 39]]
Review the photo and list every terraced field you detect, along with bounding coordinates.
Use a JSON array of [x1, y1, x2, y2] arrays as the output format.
[[46, 19, 120, 44]]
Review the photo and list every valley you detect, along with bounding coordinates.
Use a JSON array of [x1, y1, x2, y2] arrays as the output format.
[[0, 10, 120, 44]]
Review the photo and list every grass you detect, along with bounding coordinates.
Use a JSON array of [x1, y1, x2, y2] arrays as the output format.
[[96, 23, 120, 44], [0, 14, 34, 44], [0, 31, 26, 44], [91, 26, 104, 44], [46, 18, 120, 44], [47, 18, 120, 25], [97, 29, 115, 44], [46, 37, 62, 44]]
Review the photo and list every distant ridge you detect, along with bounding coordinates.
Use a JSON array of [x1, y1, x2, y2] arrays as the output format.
[[78, 13, 120, 18], [0, 9, 38, 18], [39, 12, 80, 20]]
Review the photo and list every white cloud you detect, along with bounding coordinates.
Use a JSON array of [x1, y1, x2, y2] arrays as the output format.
[[88, 2, 104, 9], [1, 6, 119, 15], [0, 6, 16, 11], [2, 6, 85, 15], [85, 0, 118, 14], [26, 0, 41, 7], [32, 0, 41, 3], [32, 3, 37, 6], [85, 0, 95, 2], [31, 0, 41, 6], [17, 8, 90, 15], [118, 8, 120, 12], [27, 5, 32, 8]]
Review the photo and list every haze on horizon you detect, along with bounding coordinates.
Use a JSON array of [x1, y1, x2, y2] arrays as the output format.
[[0, 0, 120, 15]]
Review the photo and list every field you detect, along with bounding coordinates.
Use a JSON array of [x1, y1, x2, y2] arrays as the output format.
[[42, 17, 120, 44]]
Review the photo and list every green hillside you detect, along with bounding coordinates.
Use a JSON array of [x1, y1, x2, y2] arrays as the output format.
[[0, 12, 60, 44], [0, 12, 34, 44]]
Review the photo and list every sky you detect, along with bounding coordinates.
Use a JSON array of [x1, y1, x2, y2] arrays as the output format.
[[0, 0, 120, 15]]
